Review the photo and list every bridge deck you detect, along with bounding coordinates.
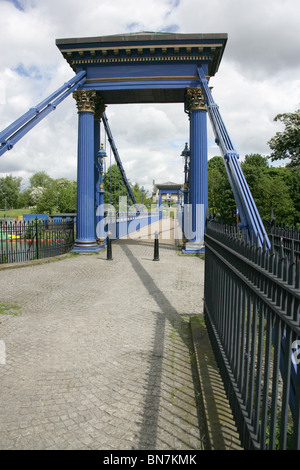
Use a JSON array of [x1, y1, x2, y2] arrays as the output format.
[[0, 218, 240, 451]]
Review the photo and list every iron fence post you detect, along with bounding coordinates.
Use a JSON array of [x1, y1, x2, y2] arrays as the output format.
[[35, 218, 39, 260]]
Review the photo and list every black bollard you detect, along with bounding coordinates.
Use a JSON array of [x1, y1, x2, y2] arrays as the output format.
[[153, 231, 159, 261], [107, 232, 113, 260]]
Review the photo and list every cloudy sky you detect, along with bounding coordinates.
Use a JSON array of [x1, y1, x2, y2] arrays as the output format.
[[0, 0, 299, 195]]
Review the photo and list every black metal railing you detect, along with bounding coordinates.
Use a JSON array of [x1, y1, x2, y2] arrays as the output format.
[[269, 223, 300, 266], [204, 220, 300, 450], [0, 219, 75, 264]]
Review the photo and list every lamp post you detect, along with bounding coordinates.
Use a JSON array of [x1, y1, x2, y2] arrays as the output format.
[[181, 143, 190, 242], [181, 142, 190, 200], [97, 143, 107, 245]]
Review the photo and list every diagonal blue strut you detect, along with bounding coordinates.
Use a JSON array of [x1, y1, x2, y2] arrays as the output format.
[[0, 71, 138, 209], [0, 70, 87, 157], [197, 66, 270, 249], [101, 111, 138, 208]]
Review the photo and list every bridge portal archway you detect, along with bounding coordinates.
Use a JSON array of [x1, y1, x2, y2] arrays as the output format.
[[56, 32, 228, 253]]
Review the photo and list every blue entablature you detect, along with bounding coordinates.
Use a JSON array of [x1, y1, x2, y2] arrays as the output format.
[[78, 63, 205, 104], [56, 32, 227, 104], [83, 63, 204, 80], [79, 63, 207, 103]]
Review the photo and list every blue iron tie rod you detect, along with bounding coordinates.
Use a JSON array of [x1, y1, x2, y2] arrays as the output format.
[[101, 111, 138, 208], [197, 66, 270, 249], [0, 70, 86, 157]]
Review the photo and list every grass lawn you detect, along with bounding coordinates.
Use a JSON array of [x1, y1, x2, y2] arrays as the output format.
[[0, 208, 32, 219]]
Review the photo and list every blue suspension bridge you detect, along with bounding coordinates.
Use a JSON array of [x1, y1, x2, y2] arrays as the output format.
[[0, 32, 299, 450]]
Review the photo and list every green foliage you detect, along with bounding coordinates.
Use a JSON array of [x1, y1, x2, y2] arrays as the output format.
[[35, 184, 58, 214], [103, 164, 153, 210], [103, 164, 125, 210], [243, 153, 268, 168], [132, 182, 153, 209], [18, 188, 32, 209], [29, 171, 53, 189], [282, 167, 300, 223], [241, 154, 296, 224], [208, 156, 236, 224], [54, 179, 77, 213], [208, 154, 300, 226], [34, 178, 77, 214], [268, 109, 300, 168], [0, 175, 22, 209], [0, 303, 22, 316], [208, 107, 300, 226], [0, 170, 77, 216]]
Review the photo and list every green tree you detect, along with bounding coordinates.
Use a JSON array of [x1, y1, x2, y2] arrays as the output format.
[[29, 171, 53, 189], [268, 166, 300, 225], [133, 183, 154, 209], [243, 153, 269, 168], [35, 183, 58, 214], [241, 154, 270, 217], [208, 156, 236, 224], [266, 172, 295, 223], [56, 179, 77, 213], [131, 183, 152, 208], [208, 160, 224, 217], [103, 164, 153, 211], [17, 187, 33, 209], [29, 171, 54, 211], [30, 186, 44, 206], [207, 153, 300, 226], [32, 175, 77, 214], [268, 109, 300, 168], [282, 167, 300, 224], [0, 175, 22, 209], [103, 164, 125, 210], [241, 154, 295, 224]]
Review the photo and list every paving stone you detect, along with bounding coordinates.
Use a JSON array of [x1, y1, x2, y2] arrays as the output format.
[[0, 219, 206, 450]]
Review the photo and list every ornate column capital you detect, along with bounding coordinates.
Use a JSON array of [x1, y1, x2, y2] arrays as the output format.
[[185, 87, 206, 113], [73, 89, 98, 113]]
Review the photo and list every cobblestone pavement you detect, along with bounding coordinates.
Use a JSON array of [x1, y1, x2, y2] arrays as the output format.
[[0, 219, 205, 450]]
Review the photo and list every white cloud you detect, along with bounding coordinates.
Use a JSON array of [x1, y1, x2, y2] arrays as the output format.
[[0, 0, 299, 195], [171, 0, 300, 75]]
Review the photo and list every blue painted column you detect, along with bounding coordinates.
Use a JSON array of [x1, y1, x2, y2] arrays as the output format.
[[94, 116, 101, 230], [73, 89, 99, 252], [183, 87, 208, 253]]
